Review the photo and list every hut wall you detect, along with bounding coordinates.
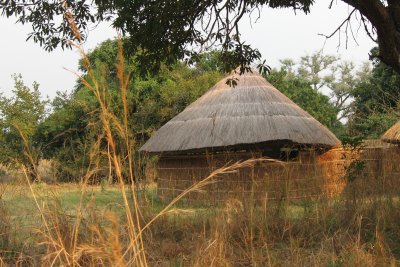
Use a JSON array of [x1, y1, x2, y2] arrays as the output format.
[[156, 144, 400, 205], [156, 149, 347, 205], [343, 143, 400, 197]]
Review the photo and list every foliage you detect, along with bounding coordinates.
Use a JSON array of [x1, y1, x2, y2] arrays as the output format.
[[280, 49, 400, 139], [0, 75, 47, 181], [296, 51, 338, 91], [348, 48, 400, 138], [2, 0, 399, 75], [38, 39, 223, 182], [279, 50, 371, 122], [328, 61, 370, 121], [37, 89, 96, 181]]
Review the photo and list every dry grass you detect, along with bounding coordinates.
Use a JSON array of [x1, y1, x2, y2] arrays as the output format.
[[0, 19, 399, 266], [0, 180, 400, 266], [0, 34, 269, 266]]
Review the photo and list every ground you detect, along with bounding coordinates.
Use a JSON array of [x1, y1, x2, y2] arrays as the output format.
[[0, 182, 399, 266]]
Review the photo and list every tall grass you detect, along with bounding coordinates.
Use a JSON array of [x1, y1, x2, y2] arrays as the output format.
[[0, 184, 10, 250], [0, 14, 399, 266], [0, 31, 266, 266]]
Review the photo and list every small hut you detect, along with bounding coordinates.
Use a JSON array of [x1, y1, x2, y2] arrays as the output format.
[[370, 121, 400, 195], [336, 123, 400, 197], [379, 122, 400, 180], [382, 121, 400, 144], [140, 70, 343, 203]]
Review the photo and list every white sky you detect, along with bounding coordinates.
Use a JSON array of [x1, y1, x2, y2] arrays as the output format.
[[0, 1, 375, 100]]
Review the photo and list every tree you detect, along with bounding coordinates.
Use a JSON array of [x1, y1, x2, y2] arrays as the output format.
[[1, 1, 399, 74], [37, 89, 96, 181], [348, 48, 400, 138], [279, 50, 370, 122], [328, 61, 371, 121], [0, 75, 47, 181], [38, 39, 223, 181], [340, 0, 400, 73], [297, 51, 338, 92]]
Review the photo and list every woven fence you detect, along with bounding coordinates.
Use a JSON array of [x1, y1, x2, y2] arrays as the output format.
[[156, 149, 342, 204], [342, 145, 400, 197], [155, 144, 400, 205]]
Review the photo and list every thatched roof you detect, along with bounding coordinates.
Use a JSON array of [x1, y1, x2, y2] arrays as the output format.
[[381, 121, 400, 144], [140, 70, 340, 153]]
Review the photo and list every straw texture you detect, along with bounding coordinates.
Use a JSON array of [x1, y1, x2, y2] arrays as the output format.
[[381, 121, 400, 144], [156, 149, 347, 204], [140, 70, 340, 153]]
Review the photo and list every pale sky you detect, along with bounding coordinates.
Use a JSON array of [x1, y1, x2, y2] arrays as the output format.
[[0, 1, 375, 100]]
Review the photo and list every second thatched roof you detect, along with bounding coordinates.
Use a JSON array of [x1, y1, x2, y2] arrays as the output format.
[[381, 121, 400, 144], [140, 70, 340, 153]]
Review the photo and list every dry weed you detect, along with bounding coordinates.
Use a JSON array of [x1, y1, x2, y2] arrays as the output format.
[[1, 10, 399, 267]]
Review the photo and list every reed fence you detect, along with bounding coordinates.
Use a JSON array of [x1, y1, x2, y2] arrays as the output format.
[[155, 145, 400, 205]]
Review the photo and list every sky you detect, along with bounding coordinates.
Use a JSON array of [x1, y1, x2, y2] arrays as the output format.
[[0, 1, 375, 100]]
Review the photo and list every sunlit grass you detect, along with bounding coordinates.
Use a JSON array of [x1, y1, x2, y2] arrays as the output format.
[[0, 15, 398, 266]]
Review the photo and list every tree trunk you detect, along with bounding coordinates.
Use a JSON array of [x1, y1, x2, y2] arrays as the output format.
[[342, 0, 400, 73]]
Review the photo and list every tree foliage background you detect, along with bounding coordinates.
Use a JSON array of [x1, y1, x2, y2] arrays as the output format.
[[36, 39, 223, 181], [1, 38, 399, 183]]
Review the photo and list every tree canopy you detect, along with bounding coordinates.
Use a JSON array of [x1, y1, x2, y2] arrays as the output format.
[[2, 37, 392, 182], [1, 0, 399, 74], [37, 39, 223, 181]]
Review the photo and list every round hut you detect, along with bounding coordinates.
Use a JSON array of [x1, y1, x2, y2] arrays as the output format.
[[382, 121, 400, 144], [140, 70, 343, 204], [380, 121, 400, 178], [376, 121, 400, 194]]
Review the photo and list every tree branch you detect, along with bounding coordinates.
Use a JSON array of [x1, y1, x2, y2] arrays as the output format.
[[318, 8, 356, 39]]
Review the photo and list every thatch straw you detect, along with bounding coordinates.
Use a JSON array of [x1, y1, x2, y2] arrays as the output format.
[[140, 70, 340, 153], [381, 121, 400, 144]]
